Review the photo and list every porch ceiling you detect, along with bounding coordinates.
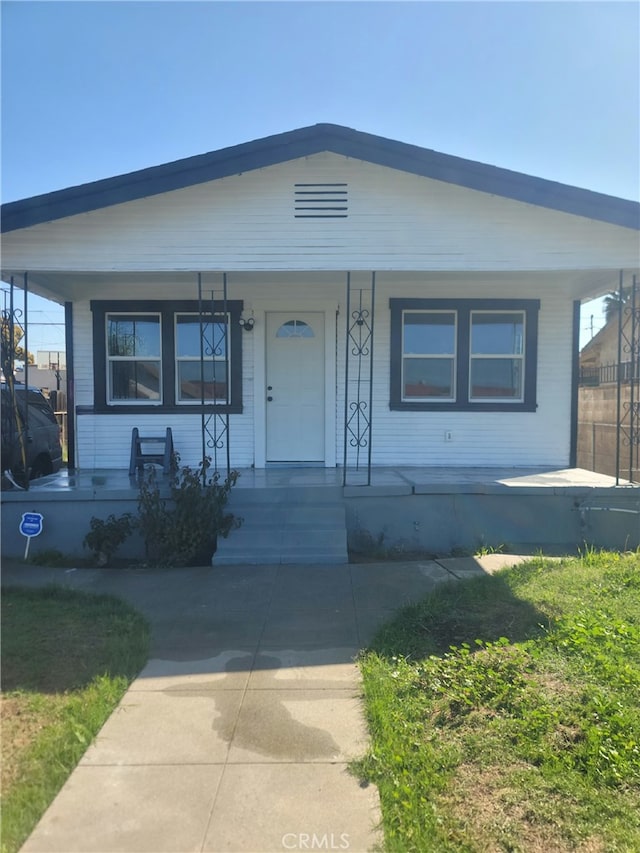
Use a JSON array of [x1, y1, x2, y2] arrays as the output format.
[[2, 268, 633, 305]]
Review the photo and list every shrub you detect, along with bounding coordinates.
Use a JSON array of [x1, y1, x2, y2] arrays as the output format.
[[83, 513, 135, 566], [136, 456, 241, 567], [84, 456, 241, 568], [28, 548, 71, 567]]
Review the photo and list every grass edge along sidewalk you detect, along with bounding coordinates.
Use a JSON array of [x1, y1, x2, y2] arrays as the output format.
[[355, 550, 640, 853], [1, 585, 150, 853]]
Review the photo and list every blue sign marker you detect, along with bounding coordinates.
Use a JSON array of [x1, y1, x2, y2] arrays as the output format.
[[20, 512, 44, 538], [20, 512, 44, 560]]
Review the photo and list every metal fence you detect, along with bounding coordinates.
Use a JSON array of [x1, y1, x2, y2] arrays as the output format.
[[579, 359, 639, 387], [578, 420, 640, 482]]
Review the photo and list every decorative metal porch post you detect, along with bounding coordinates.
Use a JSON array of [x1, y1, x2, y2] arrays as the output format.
[[1, 275, 30, 488], [616, 273, 639, 483], [198, 272, 231, 479], [343, 271, 376, 486]]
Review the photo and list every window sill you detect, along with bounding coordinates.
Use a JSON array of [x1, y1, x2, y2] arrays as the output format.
[[77, 404, 243, 416], [390, 401, 537, 412]]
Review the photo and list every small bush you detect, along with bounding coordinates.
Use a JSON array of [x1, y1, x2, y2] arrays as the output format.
[[83, 513, 134, 566], [136, 456, 241, 567], [28, 549, 70, 567], [83, 457, 241, 568]]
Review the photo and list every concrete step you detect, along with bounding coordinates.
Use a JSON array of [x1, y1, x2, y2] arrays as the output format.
[[230, 505, 346, 529], [229, 485, 344, 505], [214, 499, 348, 566], [214, 548, 348, 566]]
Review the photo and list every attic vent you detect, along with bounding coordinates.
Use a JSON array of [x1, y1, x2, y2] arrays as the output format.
[[294, 183, 348, 218]]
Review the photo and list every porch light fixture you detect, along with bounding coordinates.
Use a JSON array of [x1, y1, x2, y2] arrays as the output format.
[[239, 316, 255, 332]]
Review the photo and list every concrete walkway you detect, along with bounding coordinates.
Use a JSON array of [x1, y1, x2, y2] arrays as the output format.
[[3, 553, 529, 853]]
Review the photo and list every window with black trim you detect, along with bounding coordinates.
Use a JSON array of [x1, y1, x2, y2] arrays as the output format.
[[91, 300, 243, 414], [107, 313, 162, 404], [402, 310, 457, 401], [175, 313, 229, 404], [469, 311, 524, 402], [390, 298, 539, 412]]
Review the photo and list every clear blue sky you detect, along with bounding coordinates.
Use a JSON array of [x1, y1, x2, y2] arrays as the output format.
[[2, 0, 639, 352]]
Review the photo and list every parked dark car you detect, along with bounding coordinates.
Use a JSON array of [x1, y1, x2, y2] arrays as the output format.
[[1, 382, 63, 482]]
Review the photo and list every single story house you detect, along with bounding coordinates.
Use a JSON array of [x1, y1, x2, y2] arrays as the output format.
[[2, 123, 639, 477]]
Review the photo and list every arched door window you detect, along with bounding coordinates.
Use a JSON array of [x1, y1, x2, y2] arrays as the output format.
[[275, 320, 315, 339]]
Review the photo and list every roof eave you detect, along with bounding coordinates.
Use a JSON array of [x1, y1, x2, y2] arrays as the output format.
[[2, 123, 639, 232]]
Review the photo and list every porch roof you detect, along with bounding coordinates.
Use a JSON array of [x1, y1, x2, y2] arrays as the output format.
[[3, 123, 639, 233]]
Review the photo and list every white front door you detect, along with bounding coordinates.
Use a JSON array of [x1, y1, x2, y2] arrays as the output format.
[[266, 312, 325, 462]]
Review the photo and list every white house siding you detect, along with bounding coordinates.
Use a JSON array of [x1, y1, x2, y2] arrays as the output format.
[[75, 413, 254, 470], [73, 288, 257, 470], [71, 273, 574, 470], [363, 278, 572, 467], [3, 153, 638, 276]]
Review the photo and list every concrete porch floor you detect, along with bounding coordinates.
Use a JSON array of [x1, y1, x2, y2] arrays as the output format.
[[10, 464, 632, 496]]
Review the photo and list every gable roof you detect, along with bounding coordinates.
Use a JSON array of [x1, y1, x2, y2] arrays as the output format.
[[2, 123, 639, 233]]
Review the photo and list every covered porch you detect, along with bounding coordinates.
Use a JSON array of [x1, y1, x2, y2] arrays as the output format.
[[2, 268, 628, 477]]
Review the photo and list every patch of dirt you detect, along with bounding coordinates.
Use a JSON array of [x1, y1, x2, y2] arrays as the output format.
[[0, 693, 61, 793], [534, 670, 582, 699], [438, 762, 605, 853]]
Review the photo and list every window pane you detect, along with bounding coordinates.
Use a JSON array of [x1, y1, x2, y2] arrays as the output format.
[[178, 361, 228, 401], [403, 312, 455, 354], [108, 316, 160, 357], [403, 358, 454, 398], [276, 320, 314, 338], [109, 362, 161, 401], [470, 358, 522, 399], [471, 313, 523, 355], [176, 316, 226, 358]]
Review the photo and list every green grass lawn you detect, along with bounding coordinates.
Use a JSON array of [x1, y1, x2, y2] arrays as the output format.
[[1, 585, 149, 853], [356, 550, 640, 852]]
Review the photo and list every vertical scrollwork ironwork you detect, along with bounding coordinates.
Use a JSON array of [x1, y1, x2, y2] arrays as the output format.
[[616, 273, 639, 483], [343, 272, 376, 485], [198, 272, 231, 481], [1, 276, 30, 488]]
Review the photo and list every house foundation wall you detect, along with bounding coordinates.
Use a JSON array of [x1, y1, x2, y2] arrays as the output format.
[[345, 491, 640, 555], [2, 485, 637, 560]]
